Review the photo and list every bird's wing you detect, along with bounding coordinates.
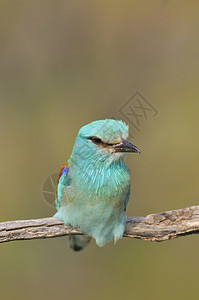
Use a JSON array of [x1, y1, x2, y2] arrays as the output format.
[[124, 185, 131, 212], [55, 161, 70, 210]]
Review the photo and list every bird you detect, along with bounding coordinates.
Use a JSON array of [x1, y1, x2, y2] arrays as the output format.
[[54, 119, 140, 251]]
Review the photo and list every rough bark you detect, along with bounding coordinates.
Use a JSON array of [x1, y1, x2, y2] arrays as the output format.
[[0, 205, 199, 243]]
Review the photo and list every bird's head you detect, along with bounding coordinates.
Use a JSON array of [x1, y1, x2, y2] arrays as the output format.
[[71, 119, 140, 166]]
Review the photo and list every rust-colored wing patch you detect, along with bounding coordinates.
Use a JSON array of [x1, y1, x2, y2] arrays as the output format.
[[56, 161, 70, 197]]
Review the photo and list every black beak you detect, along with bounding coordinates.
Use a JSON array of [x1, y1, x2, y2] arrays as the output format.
[[113, 139, 140, 153]]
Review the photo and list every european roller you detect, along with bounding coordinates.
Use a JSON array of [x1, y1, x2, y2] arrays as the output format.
[[54, 119, 140, 251]]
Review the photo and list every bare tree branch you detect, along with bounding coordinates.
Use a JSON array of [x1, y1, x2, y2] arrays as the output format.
[[0, 205, 199, 243]]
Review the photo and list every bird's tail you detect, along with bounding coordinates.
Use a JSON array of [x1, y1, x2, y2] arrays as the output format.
[[69, 235, 91, 251]]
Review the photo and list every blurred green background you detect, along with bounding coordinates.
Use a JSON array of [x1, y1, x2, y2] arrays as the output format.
[[1, 1, 199, 299]]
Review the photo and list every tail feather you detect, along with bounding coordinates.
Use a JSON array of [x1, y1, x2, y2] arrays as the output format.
[[69, 235, 91, 251]]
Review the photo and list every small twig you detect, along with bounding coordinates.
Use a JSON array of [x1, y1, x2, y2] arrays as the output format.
[[0, 205, 199, 243]]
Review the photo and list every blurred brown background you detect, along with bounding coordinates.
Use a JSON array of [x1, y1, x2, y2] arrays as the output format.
[[0, 1, 199, 299]]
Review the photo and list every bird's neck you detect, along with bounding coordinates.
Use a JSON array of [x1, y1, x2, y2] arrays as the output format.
[[68, 152, 130, 199], [69, 150, 126, 171]]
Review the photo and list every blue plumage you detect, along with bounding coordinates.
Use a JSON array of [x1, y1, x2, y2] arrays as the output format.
[[62, 166, 69, 175], [54, 119, 140, 250]]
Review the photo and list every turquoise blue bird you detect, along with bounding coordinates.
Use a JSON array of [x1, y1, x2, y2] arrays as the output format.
[[54, 119, 140, 251]]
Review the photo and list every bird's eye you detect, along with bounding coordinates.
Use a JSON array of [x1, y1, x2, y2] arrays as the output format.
[[90, 137, 103, 145]]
